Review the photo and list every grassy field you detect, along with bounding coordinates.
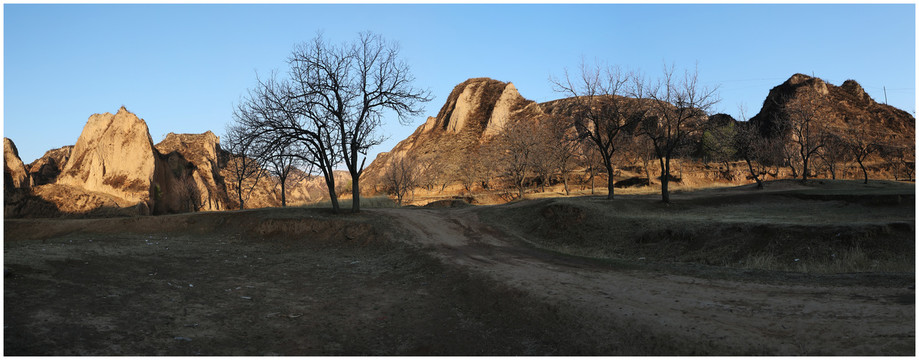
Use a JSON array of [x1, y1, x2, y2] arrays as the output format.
[[5, 179, 914, 355], [477, 179, 915, 274]]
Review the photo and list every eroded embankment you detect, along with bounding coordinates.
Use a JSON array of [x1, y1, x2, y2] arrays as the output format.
[[475, 190, 915, 273]]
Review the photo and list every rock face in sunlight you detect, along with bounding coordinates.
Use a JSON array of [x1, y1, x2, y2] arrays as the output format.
[[3, 106, 352, 218], [360, 77, 539, 190], [56, 107, 163, 214], [4, 137, 31, 190]]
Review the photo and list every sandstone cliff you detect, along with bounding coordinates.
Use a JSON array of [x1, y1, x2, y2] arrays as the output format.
[[4, 137, 30, 190], [360, 77, 537, 189], [155, 131, 231, 211], [56, 106, 163, 213]]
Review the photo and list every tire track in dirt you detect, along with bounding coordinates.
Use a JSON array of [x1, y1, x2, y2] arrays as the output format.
[[372, 207, 915, 355]]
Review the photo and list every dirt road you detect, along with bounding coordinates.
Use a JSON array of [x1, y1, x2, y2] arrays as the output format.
[[374, 206, 915, 355]]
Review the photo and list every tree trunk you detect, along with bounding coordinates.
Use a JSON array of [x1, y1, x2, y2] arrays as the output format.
[[606, 166, 615, 200], [323, 173, 339, 213], [660, 156, 671, 203], [280, 178, 287, 207], [744, 157, 764, 189], [351, 174, 361, 213], [563, 174, 570, 196], [589, 167, 595, 194], [858, 160, 869, 184], [801, 157, 810, 182], [238, 186, 245, 210]]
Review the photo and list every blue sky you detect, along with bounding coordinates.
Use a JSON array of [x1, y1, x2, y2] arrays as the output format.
[[4, 3, 915, 165]]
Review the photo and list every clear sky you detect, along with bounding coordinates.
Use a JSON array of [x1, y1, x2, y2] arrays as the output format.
[[4, 3, 916, 165]]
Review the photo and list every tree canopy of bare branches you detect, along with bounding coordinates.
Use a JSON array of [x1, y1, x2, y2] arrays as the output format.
[[551, 60, 643, 199], [779, 92, 832, 182], [640, 64, 719, 203], [288, 32, 432, 212], [230, 32, 430, 213], [223, 123, 267, 210], [383, 155, 420, 206]]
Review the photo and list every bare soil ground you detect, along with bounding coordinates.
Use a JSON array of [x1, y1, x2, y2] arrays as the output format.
[[4, 180, 915, 355]]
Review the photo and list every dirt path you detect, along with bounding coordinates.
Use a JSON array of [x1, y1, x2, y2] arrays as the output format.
[[372, 207, 915, 355]]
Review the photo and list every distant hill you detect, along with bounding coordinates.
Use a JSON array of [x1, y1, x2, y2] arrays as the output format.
[[360, 77, 544, 190], [360, 74, 916, 198], [748, 73, 915, 145]]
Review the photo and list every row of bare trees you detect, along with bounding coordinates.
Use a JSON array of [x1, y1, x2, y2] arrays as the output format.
[[391, 61, 910, 205], [551, 61, 720, 203], [225, 31, 430, 212]]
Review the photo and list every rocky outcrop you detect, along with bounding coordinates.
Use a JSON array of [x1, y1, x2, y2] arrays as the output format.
[[482, 83, 531, 138], [155, 131, 230, 211], [27, 145, 73, 186], [749, 74, 915, 144], [56, 107, 160, 212], [4, 137, 30, 190], [361, 78, 536, 189]]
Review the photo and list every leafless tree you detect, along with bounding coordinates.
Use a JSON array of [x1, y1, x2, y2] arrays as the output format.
[[734, 122, 783, 189], [383, 155, 420, 206], [551, 60, 643, 199], [844, 118, 882, 184], [257, 137, 309, 207], [817, 132, 850, 180], [289, 32, 431, 213], [640, 64, 719, 203], [779, 92, 831, 182], [578, 139, 604, 194], [889, 145, 915, 181], [496, 119, 541, 199], [539, 114, 580, 195], [232, 72, 343, 211], [224, 123, 267, 210]]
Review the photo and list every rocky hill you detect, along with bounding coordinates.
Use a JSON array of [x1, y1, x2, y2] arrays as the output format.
[[4, 107, 342, 218], [360, 77, 542, 190], [361, 74, 915, 200], [748, 73, 915, 145]]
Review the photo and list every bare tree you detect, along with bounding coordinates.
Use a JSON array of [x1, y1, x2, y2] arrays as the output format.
[[735, 121, 784, 189], [817, 132, 850, 180], [578, 138, 604, 194], [496, 119, 541, 199], [845, 118, 882, 184], [640, 64, 719, 203], [289, 32, 431, 213], [780, 92, 831, 182], [224, 123, 267, 210], [889, 145, 915, 181], [551, 61, 643, 199], [257, 138, 309, 207], [539, 114, 580, 195], [231, 70, 344, 211], [383, 155, 420, 206]]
